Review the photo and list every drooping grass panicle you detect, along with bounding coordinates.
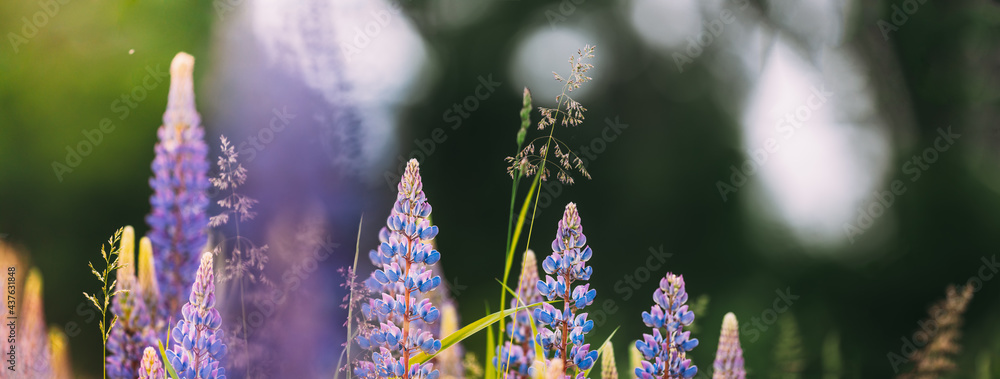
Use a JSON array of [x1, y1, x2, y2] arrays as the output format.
[[505, 45, 596, 185], [355, 159, 443, 379], [84, 227, 127, 379], [147, 52, 211, 321], [166, 252, 228, 379], [712, 313, 745, 379], [635, 272, 699, 379], [107, 226, 158, 379], [209, 134, 270, 378], [897, 284, 974, 379], [534, 203, 598, 375]]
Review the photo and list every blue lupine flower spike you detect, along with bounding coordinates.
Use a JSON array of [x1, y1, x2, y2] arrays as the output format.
[[146, 52, 210, 321], [166, 252, 227, 379], [355, 159, 442, 379], [534, 203, 598, 375], [635, 273, 699, 379]]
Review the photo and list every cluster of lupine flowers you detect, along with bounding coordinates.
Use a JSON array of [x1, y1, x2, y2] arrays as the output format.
[[355, 159, 444, 379], [9, 43, 980, 379], [101, 51, 230, 379]]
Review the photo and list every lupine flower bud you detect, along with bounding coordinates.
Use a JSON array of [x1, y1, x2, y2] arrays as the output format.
[[544, 359, 565, 379], [147, 52, 210, 321], [108, 226, 157, 379], [118, 225, 136, 281], [49, 328, 74, 379], [534, 203, 598, 374], [139, 346, 166, 379], [138, 236, 162, 317], [629, 343, 642, 377], [436, 302, 464, 379], [516, 87, 532, 147], [23, 269, 52, 378], [166, 252, 227, 379], [635, 273, 699, 379], [712, 313, 745, 379], [496, 249, 544, 378], [357, 159, 442, 379], [601, 341, 618, 379]]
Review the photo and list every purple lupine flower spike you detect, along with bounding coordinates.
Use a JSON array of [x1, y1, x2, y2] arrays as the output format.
[[534, 203, 598, 374], [712, 313, 745, 379], [356, 159, 442, 379], [166, 252, 228, 379], [107, 226, 157, 379], [139, 347, 166, 379], [146, 52, 210, 321], [635, 273, 699, 379]]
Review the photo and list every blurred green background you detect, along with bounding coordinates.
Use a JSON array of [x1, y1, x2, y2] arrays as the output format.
[[2, 0, 1000, 377]]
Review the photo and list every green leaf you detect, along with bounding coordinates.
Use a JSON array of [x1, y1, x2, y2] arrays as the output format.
[[486, 306, 496, 379], [583, 326, 619, 378], [409, 302, 548, 366], [499, 177, 539, 337], [159, 339, 181, 379], [495, 279, 545, 369]]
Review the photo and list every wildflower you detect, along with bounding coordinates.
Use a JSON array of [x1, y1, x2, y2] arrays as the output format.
[[147, 52, 211, 319], [635, 273, 699, 379], [166, 252, 228, 379], [49, 328, 74, 378], [138, 236, 164, 322], [436, 302, 463, 379], [600, 341, 618, 379], [107, 226, 158, 379], [23, 269, 52, 377], [712, 313, 745, 379], [355, 159, 443, 379], [139, 346, 166, 379], [534, 203, 598, 374], [544, 359, 565, 379], [497, 249, 543, 378]]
